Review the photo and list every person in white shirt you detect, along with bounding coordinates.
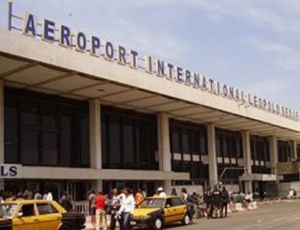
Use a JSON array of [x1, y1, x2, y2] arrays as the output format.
[[157, 187, 167, 198], [118, 187, 135, 230], [288, 189, 294, 199], [180, 187, 188, 201], [110, 188, 125, 230]]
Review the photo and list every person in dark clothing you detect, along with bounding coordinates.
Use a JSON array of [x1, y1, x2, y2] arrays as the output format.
[[59, 191, 72, 212], [204, 186, 212, 219], [208, 185, 221, 218], [221, 187, 229, 218]]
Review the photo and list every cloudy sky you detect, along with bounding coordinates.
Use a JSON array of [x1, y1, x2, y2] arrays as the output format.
[[0, 0, 299, 110]]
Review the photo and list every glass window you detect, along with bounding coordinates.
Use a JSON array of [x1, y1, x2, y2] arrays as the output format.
[[5, 88, 89, 167], [21, 130, 39, 165], [182, 131, 189, 153], [41, 132, 58, 165], [21, 102, 38, 126], [171, 197, 184, 206], [60, 116, 71, 166], [80, 118, 90, 166], [200, 134, 207, 154], [216, 136, 222, 157], [101, 118, 107, 167], [101, 107, 158, 170], [4, 107, 19, 163], [190, 131, 199, 153], [109, 116, 121, 167], [171, 129, 180, 153], [37, 203, 58, 215], [20, 204, 36, 217], [0, 204, 17, 218], [123, 120, 134, 167], [41, 105, 57, 129]]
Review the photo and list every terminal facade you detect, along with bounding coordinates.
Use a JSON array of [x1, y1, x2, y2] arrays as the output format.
[[1, 9, 300, 201]]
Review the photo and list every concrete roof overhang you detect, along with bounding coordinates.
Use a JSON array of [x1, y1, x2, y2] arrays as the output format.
[[1, 31, 300, 141]]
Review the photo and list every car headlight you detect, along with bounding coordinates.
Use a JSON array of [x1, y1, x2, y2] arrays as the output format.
[[135, 215, 151, 220]]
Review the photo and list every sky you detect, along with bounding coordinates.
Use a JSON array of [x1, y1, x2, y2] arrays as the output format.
[[0, 0, 300, 111]]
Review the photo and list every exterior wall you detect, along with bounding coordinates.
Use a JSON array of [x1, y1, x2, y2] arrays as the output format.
[[1, 31, 300, 133], [1, 31, 300, 196], [278, 182, 300, 198]]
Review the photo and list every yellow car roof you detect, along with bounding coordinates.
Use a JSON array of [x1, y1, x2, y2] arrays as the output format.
[[2, 199, 60, 205]]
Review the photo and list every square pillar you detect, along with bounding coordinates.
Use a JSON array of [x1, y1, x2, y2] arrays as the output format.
[[291, 141, 297, 160], [207, 124, 218, 186], [0, 80, 4, 190], [242, 131, 252, 192], [157, 113, 171, 193], [89, 99, 102, 192], [157, 113, 171, 172], [269, 136, 278, 177]]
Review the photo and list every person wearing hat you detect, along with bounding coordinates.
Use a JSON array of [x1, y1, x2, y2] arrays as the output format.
[[157, 187, 167, 198]]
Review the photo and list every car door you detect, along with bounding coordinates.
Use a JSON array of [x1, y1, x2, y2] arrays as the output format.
[[36, 202, 62, 230], [13, 203, 39, 230], [170, 197, 186, 222], [163, 198, 177, 223]]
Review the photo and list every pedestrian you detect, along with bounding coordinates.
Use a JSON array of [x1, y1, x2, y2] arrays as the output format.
[[244, 191, 253, 210], [33, 190, 42, 200], [110, 188, 124, 230], [88, 190, 96, 216], [293, 189, 297, 198], [208, 186, 221, 218], [118, 187, 135, 230], [221, 187, 229, 218], [59, 191, 72, 212], [156, 187, 167, 198], [171, 188, 177, 196], [95, 191, 108, 230], [205, 186, 212, 219], [134, 188, 144, 207], [180, 187, 188, 202]]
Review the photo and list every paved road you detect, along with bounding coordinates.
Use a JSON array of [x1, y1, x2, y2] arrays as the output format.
[[165, 201, 300, 230]]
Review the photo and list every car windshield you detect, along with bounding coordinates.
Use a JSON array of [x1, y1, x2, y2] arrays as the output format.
[[0, 204, 18, 218], [140, 198, 164, 208]]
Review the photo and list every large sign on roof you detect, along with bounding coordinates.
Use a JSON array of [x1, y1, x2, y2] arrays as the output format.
[[6, 5, 300, 122]]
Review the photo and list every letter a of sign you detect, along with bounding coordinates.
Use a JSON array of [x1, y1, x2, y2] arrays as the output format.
[[23, 13, 36, 37]]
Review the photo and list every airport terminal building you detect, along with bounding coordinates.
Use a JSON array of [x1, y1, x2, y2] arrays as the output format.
[[1, 9, 300, 200]]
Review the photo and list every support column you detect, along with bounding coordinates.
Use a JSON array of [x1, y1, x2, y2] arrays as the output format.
[[242, 131, 252, 192], [207, 124, 218, 186], [0, 80, 4, 190], [89, 99, 102, 192], [291, 141, 297, 161], [269, 136, 278, 179], [157, 113, 171, 194]]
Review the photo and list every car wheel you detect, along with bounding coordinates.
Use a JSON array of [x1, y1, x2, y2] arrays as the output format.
[[152, 217, 163, 230], [182, 214, 190, 225]]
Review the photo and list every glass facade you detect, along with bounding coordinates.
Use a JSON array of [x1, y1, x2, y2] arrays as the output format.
[[101, 106, 158, 170], [170, 119, 208, 185], [4, 87, 90, 167], [278, 141, 291, 162], [216, 128, 243, 183], [250, 135, 270, 173]]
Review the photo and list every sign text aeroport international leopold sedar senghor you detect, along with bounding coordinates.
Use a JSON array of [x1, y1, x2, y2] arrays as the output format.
[[20, 13, 299, 122]]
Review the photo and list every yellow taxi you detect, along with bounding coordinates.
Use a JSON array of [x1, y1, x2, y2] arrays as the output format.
[[132, 195, 194, 230], [0, 199, 67, 230]]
